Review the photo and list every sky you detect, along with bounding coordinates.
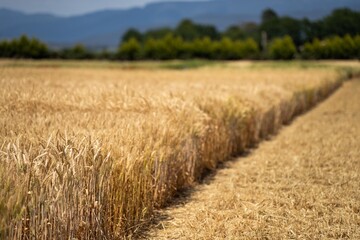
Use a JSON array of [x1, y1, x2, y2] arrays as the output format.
[[0, 0, 203, 16]]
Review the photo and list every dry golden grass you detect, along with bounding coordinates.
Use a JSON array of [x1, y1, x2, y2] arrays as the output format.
[[147, 78, 360, 240], [0, 61, 357, 239]]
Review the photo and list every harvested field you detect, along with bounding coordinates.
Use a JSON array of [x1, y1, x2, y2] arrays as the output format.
[[147, 78, 360, 239], [0, 60, 358, 238]]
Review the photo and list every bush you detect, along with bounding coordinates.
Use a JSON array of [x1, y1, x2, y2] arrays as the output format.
[[213, 37, 236, 60], [301, 38, 322, 59], [59, 44, 94, 60], [301, 35, 360, 59], [354, 35, 360, 59], [117, 38, 142, 60], [268, 35, 297, 60], [211, 38, 260, 60], [143, 34, 186, 60], [0, 35, 50, 59], [189, 37, 216, 59], [235, 38, 260, 59], [122, 35, 260, 60]]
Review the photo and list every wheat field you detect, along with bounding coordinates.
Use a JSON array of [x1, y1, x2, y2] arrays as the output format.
[[147, 77, 360, 240], [0, 60, 356, 239]]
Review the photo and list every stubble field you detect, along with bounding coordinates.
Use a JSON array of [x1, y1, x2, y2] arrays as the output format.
[[0, 60, 358, 239]]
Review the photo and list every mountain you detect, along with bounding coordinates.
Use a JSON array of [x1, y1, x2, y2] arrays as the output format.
[[1, 0, 359, 48]]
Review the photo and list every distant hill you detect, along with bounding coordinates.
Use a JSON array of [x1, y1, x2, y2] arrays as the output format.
[[1, 0, 359, 48]]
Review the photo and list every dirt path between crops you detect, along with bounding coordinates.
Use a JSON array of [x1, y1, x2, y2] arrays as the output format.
[[145, 78, 360, 239]]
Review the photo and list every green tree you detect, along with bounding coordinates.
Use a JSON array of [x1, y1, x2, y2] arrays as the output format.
[[301, 35, 360, 59], [97, 49, 115, 60], [118, 38, 142, 60], [189, 37, 216, 59], [122, 28, 143, 42], [261, 8, 278, 23], [260, 8, 304, 47], [223, 26, 246, 40], [300, 18, 320, 43], [0, 41, 10, 57], [175, 19, 199, 41], [241, 22, 260, 44], [28, 38, 50, 59], [175, 20, 220, 41], [60, 44, 93, 59], [143, 34, 185, 60], [321, 8, 360, 38], [279, 17, 303, 46], [0, 35, 50, 59], [235, 38, 260, 59], [213, 37, 235, 59], [16, 35, 31, 57], [354, 35, 360, 59], [268, 35, 297, 60], [196, 24, 220, 40], [302, 38, 323, 59], [143, 38, 158, 59], [144, 27, 173, 40], [260, 9, 282, 43]]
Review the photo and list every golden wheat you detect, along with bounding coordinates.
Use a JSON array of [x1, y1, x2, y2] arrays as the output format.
[[0, 61, 356, 238], [146, 78, 360, 240]]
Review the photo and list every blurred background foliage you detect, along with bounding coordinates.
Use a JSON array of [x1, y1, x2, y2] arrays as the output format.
[[0, 8, 359, 60]]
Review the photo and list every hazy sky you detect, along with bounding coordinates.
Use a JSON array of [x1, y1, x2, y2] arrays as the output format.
[[0, 0, 204, 16]]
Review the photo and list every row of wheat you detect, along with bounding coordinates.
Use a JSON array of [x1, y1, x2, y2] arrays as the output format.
[[0, 65, 352, 239]]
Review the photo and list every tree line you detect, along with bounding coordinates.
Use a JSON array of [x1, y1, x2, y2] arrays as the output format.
[[122, 8, 360, 48], [0, 36, 112, 60], [0, 8, 359, 60], [118, 35, 259, 60]]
